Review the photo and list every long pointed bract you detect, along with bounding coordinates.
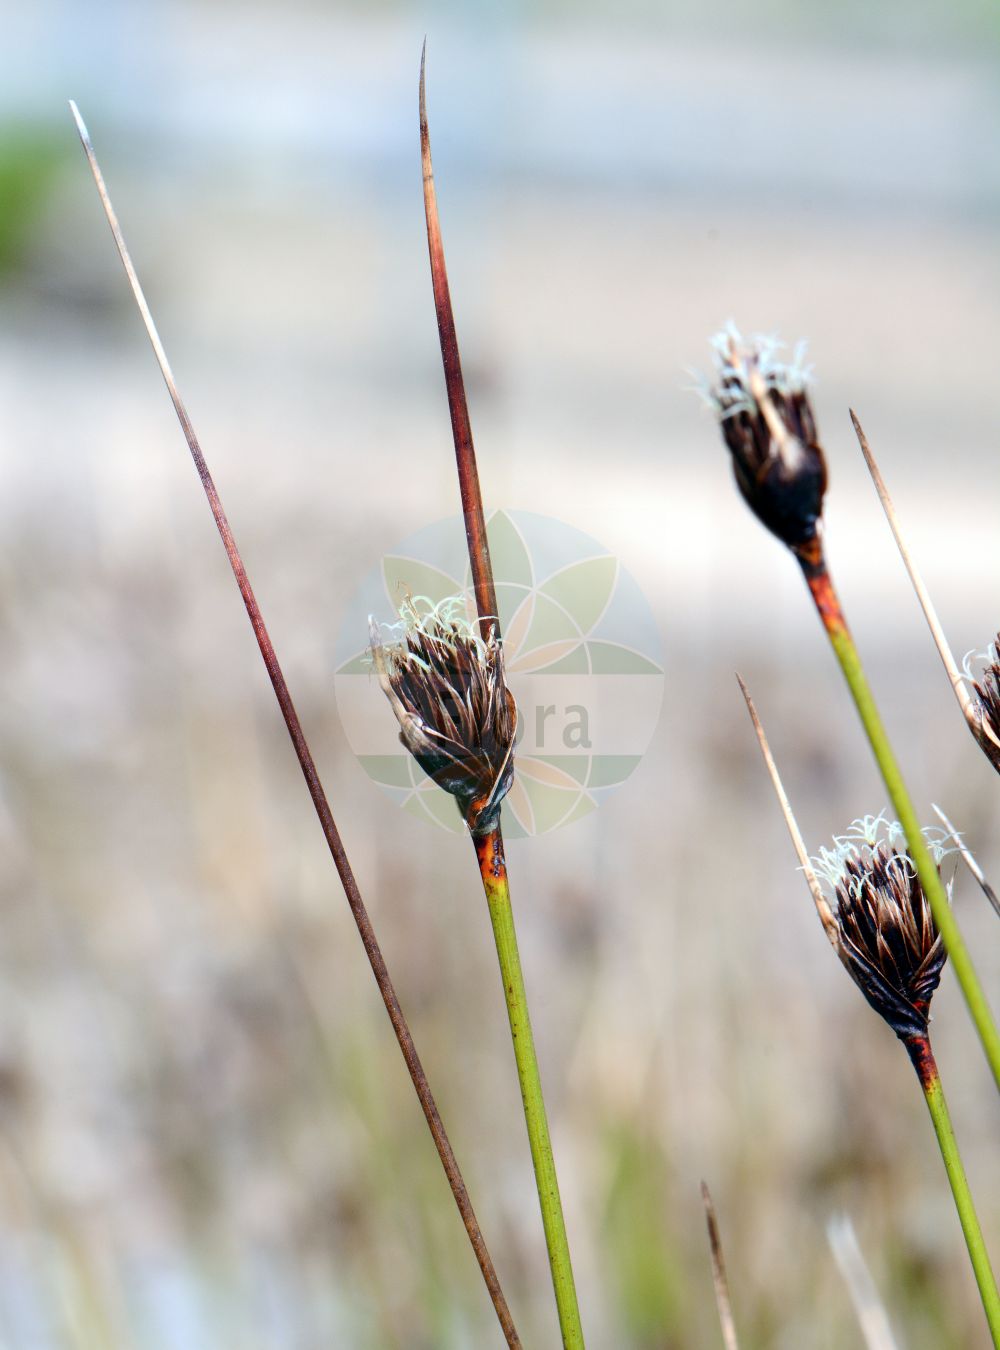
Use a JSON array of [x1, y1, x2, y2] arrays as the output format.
[[419, 45, 498, 638], [851, 410, 974, 723], [736, 675, 838, 944], [70, 102, 521, 1350], [701, 1183, 740, 1350]]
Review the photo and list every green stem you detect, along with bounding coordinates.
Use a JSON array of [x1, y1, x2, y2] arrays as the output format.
[[907, 1036, 1000, 1345], [800, 553, 1000, 1090], [475, 828, 586, 1350]]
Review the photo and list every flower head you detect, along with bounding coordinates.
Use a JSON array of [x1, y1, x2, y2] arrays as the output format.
[[370, 595, 517, 836], [962, 637, 1000, 771], [812, 814, 950, 1041], [702, 325, 827, 555]]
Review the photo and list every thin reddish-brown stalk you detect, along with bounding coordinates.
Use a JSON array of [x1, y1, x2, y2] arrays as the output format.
[[70, 100, 521, 1350], [419, 44, 498, 638]]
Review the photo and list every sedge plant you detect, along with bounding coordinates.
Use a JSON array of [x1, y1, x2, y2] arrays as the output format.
[[368, 50, 586, 1349], [740, 680, 1000, 1346], [70, 102, 522, 1349], [702, 327, 1000, 1090]]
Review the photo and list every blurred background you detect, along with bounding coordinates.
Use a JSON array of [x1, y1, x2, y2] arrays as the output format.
[[1, 1, 999, 1345]]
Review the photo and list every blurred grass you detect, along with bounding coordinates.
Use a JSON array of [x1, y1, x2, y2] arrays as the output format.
[[601, 1121, 684, 1345], [0, 125, 68, 276]]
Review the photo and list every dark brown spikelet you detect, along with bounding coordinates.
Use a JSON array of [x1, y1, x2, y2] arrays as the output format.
[[703, 326, 828, 557], [964, 636, 1000, 771], [371, 596, 517, 836], [814, 816, 949, 1042]]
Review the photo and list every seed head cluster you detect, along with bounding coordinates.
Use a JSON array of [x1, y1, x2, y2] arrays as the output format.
[[963, 637, 1000, 771], [370, 595, 517, 836], [702, 325, 827, 555], [812, 815, 950, 1042]]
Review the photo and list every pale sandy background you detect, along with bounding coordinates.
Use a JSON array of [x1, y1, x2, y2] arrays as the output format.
[[1, 2, 999, 1346]]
